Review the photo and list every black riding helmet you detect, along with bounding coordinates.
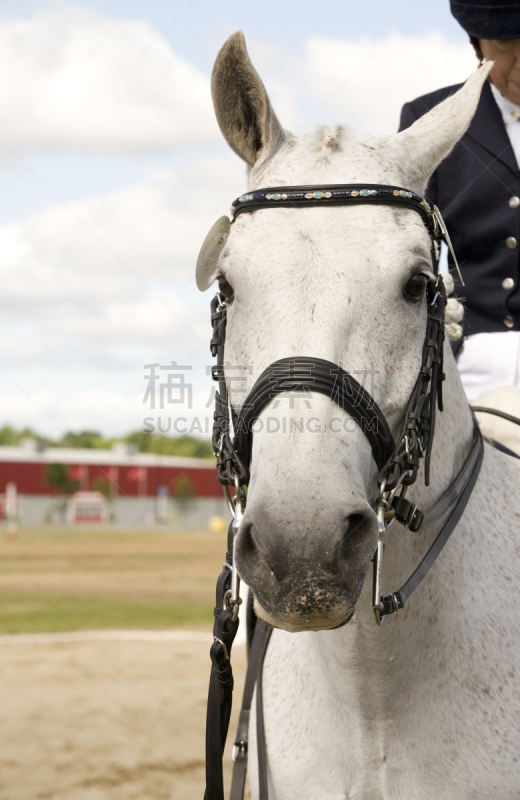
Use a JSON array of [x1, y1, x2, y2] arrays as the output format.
[[450, 0, 520, 40]]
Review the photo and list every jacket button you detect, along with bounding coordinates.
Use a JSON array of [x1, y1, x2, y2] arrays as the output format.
[[510, 196, 520, 209], [502, 277, 515, 290], [506, 236, 517, 249], [504, 315, 515, 328]]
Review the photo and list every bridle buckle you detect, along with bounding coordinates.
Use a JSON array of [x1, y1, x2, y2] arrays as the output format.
[[232, 739, 247, 762]]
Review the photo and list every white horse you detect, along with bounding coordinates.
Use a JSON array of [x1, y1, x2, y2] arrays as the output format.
[[202, 32, 520, 799]]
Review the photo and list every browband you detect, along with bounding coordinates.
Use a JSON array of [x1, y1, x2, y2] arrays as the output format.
[[231, 184, 435, 234]]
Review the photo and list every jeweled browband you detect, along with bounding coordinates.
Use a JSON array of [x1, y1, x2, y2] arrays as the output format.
[[231, 183, 432, 227]]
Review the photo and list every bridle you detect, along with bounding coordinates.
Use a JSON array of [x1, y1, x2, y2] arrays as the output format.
[[204, 183, 484, 800], [211, 183, 483, 622]]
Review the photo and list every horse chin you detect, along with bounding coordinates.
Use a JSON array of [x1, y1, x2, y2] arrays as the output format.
[[253, 595, 356, 632]]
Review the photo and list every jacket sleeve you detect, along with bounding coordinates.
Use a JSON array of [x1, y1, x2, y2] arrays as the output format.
[[397, 101, 438, 207]]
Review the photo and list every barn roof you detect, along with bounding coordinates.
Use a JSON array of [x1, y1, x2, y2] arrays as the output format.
[[0, 444, 216, 470]]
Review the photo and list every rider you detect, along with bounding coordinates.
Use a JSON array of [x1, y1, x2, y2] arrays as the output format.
[[398, 0, 520, 403]]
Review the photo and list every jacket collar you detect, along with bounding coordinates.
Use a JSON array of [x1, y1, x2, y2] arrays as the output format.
[[465, 81, 519, 178]]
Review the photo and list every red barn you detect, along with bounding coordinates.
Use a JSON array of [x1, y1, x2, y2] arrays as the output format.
[[0, 442, 225, 527]]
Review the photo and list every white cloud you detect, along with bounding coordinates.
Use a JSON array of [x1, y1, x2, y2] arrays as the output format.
[[0, 151, 245, 371], [0, 14, 476, 152], [248, 32, 477, 136], [0, 380, 219, 439], [0, 385, 145, 437], [0, 21, 482, 436], [300, 32, 477, 135], [0, 6, 220, 151]]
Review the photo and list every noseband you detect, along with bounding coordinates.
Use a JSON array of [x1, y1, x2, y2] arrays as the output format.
[[204, 184, 484, 800]]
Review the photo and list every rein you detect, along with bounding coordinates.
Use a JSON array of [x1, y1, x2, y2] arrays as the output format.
[[204, 183, 484, 800], [472, 405, 520, 427]]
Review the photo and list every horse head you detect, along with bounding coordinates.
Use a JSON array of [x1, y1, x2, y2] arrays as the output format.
[[200, 32, 491, 632]]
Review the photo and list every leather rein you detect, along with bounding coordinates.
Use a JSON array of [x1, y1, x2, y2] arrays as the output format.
[[204, 183, 484, 800]]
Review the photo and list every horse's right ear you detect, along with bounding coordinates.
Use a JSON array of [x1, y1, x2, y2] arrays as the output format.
[[394, 61, 493, 192], [211, 31, 285, 165]]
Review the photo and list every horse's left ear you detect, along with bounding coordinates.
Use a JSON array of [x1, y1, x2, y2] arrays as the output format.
[[211, 31, 286, 165], [394, 61, 493, 190]]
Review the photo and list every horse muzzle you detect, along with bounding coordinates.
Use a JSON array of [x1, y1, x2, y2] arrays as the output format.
[[236, 507, 377, 631]]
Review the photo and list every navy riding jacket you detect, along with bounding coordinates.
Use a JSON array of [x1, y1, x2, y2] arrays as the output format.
[[399, 81, 520, 337]]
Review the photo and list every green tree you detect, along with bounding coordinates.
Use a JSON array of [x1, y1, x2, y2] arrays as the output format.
[[91, 476, 111, 498], [44, 464, 79, 495], [55, 431, 110, 449], [123, 430, 151, 452], [0, 425, 21, 446], [123, 431, 213, 459], [0, 424, 213, 459], [172, 475, 195, 513], [0, 425, 50, 447]]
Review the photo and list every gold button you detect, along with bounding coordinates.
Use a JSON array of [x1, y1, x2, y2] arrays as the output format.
[[504, 315, 514, 328], [502, 277, 515, 290], [506, 237, 517, 249], [510, 196, 520, 209]]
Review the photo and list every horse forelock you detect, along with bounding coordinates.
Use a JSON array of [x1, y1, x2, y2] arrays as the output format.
[[250, 125, 408, 190]]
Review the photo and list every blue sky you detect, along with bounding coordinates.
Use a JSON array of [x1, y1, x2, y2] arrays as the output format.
[[3, 1, 466, 62], [0, 1, 475, 438], [0, 0, 467, 218]]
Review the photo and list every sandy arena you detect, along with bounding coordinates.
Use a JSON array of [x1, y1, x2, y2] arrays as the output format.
[[0, 529, 249, 800], [0, 631, 247, 800]]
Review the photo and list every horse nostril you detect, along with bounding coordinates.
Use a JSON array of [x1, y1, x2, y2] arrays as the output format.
[[338, 512, 372, 570], [237, 521, 259, 560], [236, 521, 272, 583], [236, 518, 289, 588], [344, 513, 369, 542]]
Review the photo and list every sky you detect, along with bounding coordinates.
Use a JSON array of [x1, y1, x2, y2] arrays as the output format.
[[0, 0, 476, 440]]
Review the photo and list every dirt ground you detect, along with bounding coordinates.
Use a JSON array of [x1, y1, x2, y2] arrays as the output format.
[[0, 527, 247, 799], [0, 528, 223, 604], [0, 634, 247, 800], [0, 527, 232, 632]]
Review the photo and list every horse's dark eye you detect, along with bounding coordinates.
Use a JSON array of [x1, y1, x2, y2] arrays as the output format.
[[218, 276, 233, 299], [403, 273, 428, 302]]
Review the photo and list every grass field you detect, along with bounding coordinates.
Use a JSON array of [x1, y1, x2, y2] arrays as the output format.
[[0, 526, 226, 633], [0, 526, 244, 799]]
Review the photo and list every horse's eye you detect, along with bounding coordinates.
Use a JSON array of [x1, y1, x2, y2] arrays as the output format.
[[403, 273, 428, 302], [218, 275, 234, 299]]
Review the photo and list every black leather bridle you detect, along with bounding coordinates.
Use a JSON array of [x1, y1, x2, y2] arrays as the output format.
[[204, 184, 484, 800]]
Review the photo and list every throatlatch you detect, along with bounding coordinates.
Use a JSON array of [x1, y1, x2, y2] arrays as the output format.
[[204, 184, 484, 800]]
